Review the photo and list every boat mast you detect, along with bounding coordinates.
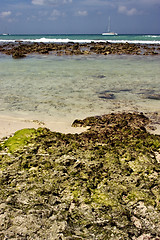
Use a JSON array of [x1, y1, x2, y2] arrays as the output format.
[[108, 16, 111, 32]]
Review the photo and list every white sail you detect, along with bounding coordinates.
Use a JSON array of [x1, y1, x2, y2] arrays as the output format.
[[102, 16, 118, 36]]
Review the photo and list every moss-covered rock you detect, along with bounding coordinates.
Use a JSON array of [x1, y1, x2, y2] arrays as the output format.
[[0, 112, 160, 239], [3, 128, 37, 153]]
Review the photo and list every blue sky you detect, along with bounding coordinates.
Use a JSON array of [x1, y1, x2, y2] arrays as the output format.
[[0, 0, 160, 34]]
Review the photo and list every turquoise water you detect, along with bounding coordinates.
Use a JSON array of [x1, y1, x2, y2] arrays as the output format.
[[0, 54, 160, 123], [0, 34, 160, 44]]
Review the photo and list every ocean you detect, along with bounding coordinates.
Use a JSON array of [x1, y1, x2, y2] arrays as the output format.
[[0, 34, 160, 126], [0, 33, 160, 44]]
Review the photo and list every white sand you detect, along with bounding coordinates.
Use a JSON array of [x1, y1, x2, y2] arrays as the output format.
[[0, 113, 160, 139], [0, 114, 88, 139]]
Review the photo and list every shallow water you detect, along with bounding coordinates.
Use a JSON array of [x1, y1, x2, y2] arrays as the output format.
[[0, 54, 160, 123]]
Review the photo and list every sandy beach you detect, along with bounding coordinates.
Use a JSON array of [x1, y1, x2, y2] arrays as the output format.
[[0, 111, 160, 139], [0, 114, 88, 139]]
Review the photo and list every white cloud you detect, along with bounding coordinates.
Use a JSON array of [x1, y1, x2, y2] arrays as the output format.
[[81, 0, 115, 10], [32, 0, 160, 8], [0, 11, 12, 18], [8, 18, 14, 23], [49, 9, 65, 20], [27, 15, 37, 21], [63, 0, 72, 3], [32, 0, 72, 5], [32, 0, 45, 5], [118, 6, 139, 16], [15, 12, 22, 17], [38, 10, 49, 16], [32, 0, 41, 5], [75, 10, 88, 16], [51, 9, 61, 17], [82, 0, 160, 10]]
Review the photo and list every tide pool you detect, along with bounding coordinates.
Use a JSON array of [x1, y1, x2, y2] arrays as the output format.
[[0, 54, 160, 124]]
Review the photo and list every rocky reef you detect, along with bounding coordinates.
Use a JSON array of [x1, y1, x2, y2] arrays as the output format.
[[0, 42, 160, 58], [0, 112, 160, 239]]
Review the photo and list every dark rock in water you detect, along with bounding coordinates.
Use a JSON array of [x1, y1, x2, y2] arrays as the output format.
[[99, 93, 115, 99], [12, 51, 26, 59], [98, 89, 124, 94], [0, 112, 160, 239], [72, 43, 80, 50], [138, 89, 155, 95], [146, 94, 160, 100], [94, 75, 106, 79], [119, 88, 132, 92], [1, 42, 160, 57], [39, 49, 49, 54], [98, 90, 111, 94]]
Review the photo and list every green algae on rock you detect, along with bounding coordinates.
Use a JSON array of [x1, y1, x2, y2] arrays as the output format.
[[0, 112, 160, 239], [3, 128, 37, 153]]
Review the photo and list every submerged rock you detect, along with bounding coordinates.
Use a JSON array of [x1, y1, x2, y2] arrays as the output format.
[[146, 94, 160, 100], [94, 74, 106, 79], [12, 51, 26, 59], [99, 93, 115, 99], [0, 112, 160, 239]]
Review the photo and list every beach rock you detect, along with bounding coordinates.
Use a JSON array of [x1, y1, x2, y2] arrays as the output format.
[[72, 43, 79, 50], [0, 112, 160, 239], [39, 49, 49, 54], [73, 49, 82, 55], [146, 94, 160, 100], [65, 50, 73, 55], [138, 89, 155, 95], [120, 88, 132, 92], [94, 75, 106, 79], [0, 42, 160, 57], [98, 92, 115, 99], [83, 50, 90, 55], [12, 50, 26, 59]]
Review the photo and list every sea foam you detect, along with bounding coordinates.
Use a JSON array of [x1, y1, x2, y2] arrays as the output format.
[[0, 38, 160, 44]]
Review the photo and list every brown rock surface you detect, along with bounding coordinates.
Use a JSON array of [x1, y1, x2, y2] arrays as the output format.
[[0, 42, 160, 57]]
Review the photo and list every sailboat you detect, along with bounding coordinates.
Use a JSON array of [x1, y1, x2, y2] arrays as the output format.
[[102, 16, 118, 36]]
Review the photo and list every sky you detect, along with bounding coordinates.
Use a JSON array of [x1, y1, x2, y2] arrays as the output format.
[[0, 0, 160, 34]]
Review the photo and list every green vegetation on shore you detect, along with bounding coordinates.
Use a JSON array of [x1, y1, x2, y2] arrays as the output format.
[[0, 112, 160, 239]]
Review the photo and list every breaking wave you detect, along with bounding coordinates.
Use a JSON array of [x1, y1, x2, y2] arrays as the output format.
[[0, 38, 160, 44], [0, 34, 160, 44]]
